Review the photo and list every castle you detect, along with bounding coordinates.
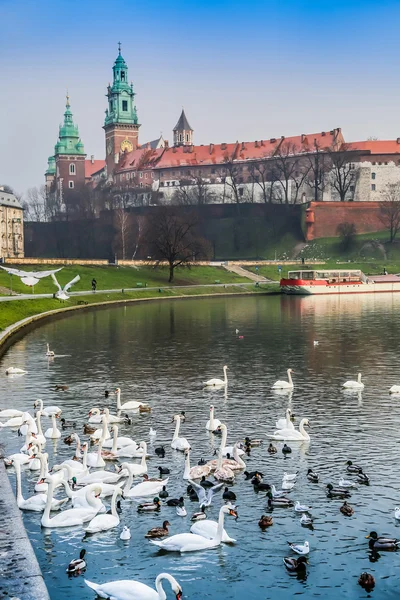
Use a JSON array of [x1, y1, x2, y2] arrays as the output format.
[[45, 46, 400, 210]]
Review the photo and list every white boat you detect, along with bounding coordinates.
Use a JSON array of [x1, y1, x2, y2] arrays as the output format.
[[280, 269, 400, 295]]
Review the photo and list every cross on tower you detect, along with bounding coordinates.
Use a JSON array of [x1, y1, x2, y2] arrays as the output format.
[[118, 41, 122, 54]]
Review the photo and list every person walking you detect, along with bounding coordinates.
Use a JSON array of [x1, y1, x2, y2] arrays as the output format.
[[91, 278, 97, 292]]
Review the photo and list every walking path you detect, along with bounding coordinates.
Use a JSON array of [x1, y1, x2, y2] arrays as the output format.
[[0, 462, 50, 599], [222, 264, 272, 282]]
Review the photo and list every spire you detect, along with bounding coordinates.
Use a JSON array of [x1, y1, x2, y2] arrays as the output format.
[[66, 90, 70, 108], [54, 94, 85, 156], [173, 109, 193, 146], [173, 109, 193, 133], [118, 41, 122, 55], [104, 48, 138, 127]]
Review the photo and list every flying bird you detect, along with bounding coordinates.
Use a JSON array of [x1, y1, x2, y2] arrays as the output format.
[[0, 266, 63, 287], [51, 273, 80, 301]]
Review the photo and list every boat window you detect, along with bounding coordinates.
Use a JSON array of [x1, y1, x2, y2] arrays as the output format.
[[301, 271, 314, 280], [289, 272, 300, 279]]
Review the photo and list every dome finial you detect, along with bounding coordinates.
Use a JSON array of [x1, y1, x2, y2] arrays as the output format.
[[118, 41, 122, 55], [66, 89, 70, 107]]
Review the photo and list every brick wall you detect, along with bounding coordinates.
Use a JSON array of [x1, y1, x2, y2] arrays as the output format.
[[305, 201, 386, 240]]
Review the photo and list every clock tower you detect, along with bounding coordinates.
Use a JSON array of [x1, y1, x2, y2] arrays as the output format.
[[104, 44, 140, 180]]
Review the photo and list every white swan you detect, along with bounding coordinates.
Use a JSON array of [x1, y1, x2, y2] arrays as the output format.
[[150, 504, 238, 552], [34, 399, 62, 417], [171, 415, 190, 451], [115, 387, 147, 411], [389, 385, 400, 394], [5, 367, 27, 375], [89, 407, 126, 424], [183, 449, 211, 480], [272, 368, 294, 390], [206, 405, 222, 431], [276, 408, 295, 430], [85, 486, 123, 533], [113, 439, 147, 459], [76, 466, 127, 487], [102, 424, 137, 450], [44, 413, 61, 439], [86, 437, 106, 469], [125, 477, 169, 499], [271, 418, 310, 441], [28, 441, 43, 470], [34, 452, 50, 492], [19, 412, 38, 436], [41, 477, 102, 528], [0, 415, 25, 428], [207, 425, 236, 473], [342, 373, 364, 390], [46, 343, 55, 357], [12, 459, 67, 512], [85, 573, 182, 600], [58, 465, 121, 504], [190, 504, 237, 543], [117, 452, 148, 479], [0, 408, 23, 419], [34, 411, 47, 446], [203, 365, 228, 387], [90, 414, 111, 442]]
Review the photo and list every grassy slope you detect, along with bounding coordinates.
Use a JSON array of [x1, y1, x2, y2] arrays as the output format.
[[0, 265, 248, 296], [0, 284, 275, 332]]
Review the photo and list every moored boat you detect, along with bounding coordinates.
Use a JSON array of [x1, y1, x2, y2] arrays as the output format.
[[280, 269, 400, 295]]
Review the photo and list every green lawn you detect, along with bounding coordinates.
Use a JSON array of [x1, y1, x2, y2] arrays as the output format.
[[0, 265, 248, 296], [0, 283, 274, 332]]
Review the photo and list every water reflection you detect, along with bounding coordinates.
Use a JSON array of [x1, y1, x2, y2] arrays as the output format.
[[2, 295, 400, 599]]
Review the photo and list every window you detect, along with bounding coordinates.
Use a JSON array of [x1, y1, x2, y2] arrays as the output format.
[[126, 173, 130, 180], [139, 172, 143, 178], [121, 71, 125, 81], [385, 162, 388, 165], [371, 184, 376, 191], [145, 173, 148, 179], [68, 181, 74, 189], [239, 188, 244, 197], [350, 185, 355, 192], [69, 163, 75, 175], [372, 161, 376, 165], [151, 172, 154, 178], [371, 172, 376, 180], [122, 100, 128, 111], [186, 134, 189, 142], [140, 182, 143, 188], [179, 134, 183, 142]]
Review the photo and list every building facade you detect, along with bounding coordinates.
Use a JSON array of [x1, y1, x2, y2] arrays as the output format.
[[0, 188, 24, 258]]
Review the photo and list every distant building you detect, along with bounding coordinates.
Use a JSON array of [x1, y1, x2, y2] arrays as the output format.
[[0, 188, 24, 258]]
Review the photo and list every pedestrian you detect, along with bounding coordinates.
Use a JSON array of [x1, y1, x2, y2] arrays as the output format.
[[383, 267, 388, 275], [91, 278, 97, 291]]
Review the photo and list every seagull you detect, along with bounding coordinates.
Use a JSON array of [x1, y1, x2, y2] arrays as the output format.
[[188, 479, 224, 507], [0, 265, 63, 287], [300, 514, 313, 527], [288, 540, 310, 555], [294, 501, 311, 513], [313, 341, 319, 346], [51, 273, 80, 301]]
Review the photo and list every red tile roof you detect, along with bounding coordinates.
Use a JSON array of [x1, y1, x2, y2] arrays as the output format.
[[85, 160, 106, 178], [348, 140, 400, 155]]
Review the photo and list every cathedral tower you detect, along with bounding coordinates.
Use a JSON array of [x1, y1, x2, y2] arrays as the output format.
[[173, 109, 193, 146], [104, 44, 140, 179]]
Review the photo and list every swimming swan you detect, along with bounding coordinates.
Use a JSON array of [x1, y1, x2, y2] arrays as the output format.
[[12, 459, 67, 512], [276, 408, 295, 430], [206, 405, 222, 431], [272, 369, 294, 390], [342, 373, 364, 390], [171, 415, 190, 451], [271, 418, 310, 442], [183, 449, 211, 480], [85, 573, 183, 600], [115, 387, 147, 411], [41, 477, 102, 528], [85, 486, 123, 533], [203, 365, 228, 387]]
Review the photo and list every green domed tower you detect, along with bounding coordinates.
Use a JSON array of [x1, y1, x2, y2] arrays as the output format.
[[104, 43, 140, 179]]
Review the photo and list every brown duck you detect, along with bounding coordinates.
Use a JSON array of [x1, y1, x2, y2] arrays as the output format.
[[340, 501, 354, 517], [258, 515, 273, 529], [144, 520, 171, 538]]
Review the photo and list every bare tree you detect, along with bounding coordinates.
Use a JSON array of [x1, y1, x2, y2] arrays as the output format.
[[305, 142, 331, 202], [146, 207, 210, 282], [24, 186, 47, 221], [248, 160, 280, 203], [131, 215, 145, 259], [223, 158, 244, 206], [329, 144, 358, 201], [336, 222, 357, 251], [114, 208, 131, 259], [379, 183, 400, 242]]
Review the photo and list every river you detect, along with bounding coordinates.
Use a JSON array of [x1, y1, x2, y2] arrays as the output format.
[[1, 294, 400, 599]]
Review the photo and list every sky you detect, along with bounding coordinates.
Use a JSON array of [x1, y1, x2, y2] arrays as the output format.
[[1, 0, 400, 196]]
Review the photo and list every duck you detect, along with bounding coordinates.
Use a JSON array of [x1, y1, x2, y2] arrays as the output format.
[[358, 573, 375, 592], [252, 476, 271, 492], [244, 470, 264, 480], [198, 458, 206, 466], [155, 446, 165, 457], [46, 343, 55, 357], [283, 556, 308, 572], [346, 460, 363, 474], [223, 487, 236, 501], [326, 484, 351, 498], [268, 443, 277, 454], [244, 436, 262, 447], [300, 513, 313, 527], [267, 492, 293, 508], [66, 549, 86, 575], [272, 368, 294, 390], [60, 418, 76, 430], [366, 531, 400, 550], [145, 521, 171, 538], [139, 404, 152, 413], [258, 515, 273, 529], [120, 526, 131, 540], [167, 496, 185, 507], [83, 423, 97, 435], [340, 501, 354, 517], [176, 503, 187, 517], [287, 540, 310, 555], [200, 476, 214, 488], [85, 574, 182, 600], [158, 466, 170, 476], [85, 487, 123, 533], [171, 415, 190, 451], [203, 365, 228, 387], [191, 508, 207, 521], [138, 497, 161, 512], [282, 444, 292, 454], [307, 469, 319, 483], [159, 486, 169, 499], [357, 472, 370, 485], [342, 372, 364, 389], [55, 385, 68, 391], [294, 501, 311, 513]]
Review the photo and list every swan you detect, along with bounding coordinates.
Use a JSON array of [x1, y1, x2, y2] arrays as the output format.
[[41, 477, 102, 528], [183, 449, 211, 480], [101, 424, 137, 449], [270, 418, 310, 441], [124, 477, 169, 499], [276, 408, 295, 431], [206, 405, 222, 430], [85, 486, 123, 533], [115, 387, 147, 411], [12, 459, 67, 512], [19, 412, 38, 435], [44, 413, 61, 439], [113, 439, 147, 459], [34, 452, 50, 492], [390, 385, 400, 394], [89, 407, 126, 424], [5, 367, 27, 375], [203, 365, 228, 387], [51, 272, 80, 301], [0, 415, 25, 428], [76, 465, 127, 486], [58, 465, 121, 504], [90, 414, 111, 442], [34, 399, 62, 417], [86, 437, 106, 469], [150, 504, 238, 552], [342, 373, 364, 390], [4, 442, 36, 466], [28, 441, 43, 470], [85, 573, 182, 600], [272, 369, 294, 390], [33, 411, 46, 446], [46, 343, 55, 357], [118, 452, 148, 480], [190, 504, 237, 543], [206, 425, 236, 475], [0, 408, 23, 419], [171, 415, 190, 451], [19, 420, 38, 452], [214, 444, 235, 483], [187, 479, 224, 507]]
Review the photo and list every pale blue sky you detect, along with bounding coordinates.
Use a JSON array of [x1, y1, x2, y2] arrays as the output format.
[[1, 0, 400, 194]]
